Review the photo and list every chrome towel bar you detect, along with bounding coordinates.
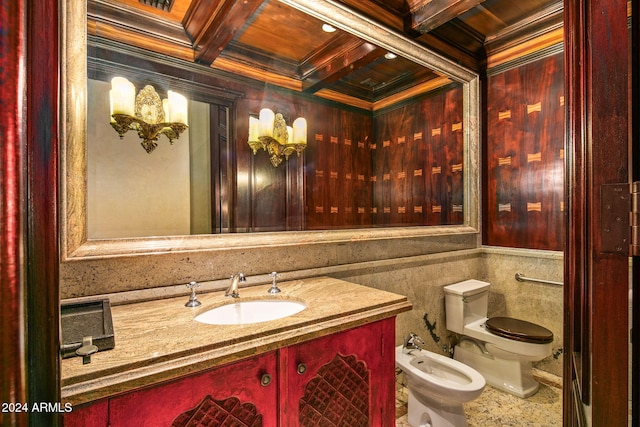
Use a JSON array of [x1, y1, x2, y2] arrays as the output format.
[[514, 272, 563, 286]]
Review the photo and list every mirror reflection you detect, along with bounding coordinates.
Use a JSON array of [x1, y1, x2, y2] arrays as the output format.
[[86, 0, 467, 238]]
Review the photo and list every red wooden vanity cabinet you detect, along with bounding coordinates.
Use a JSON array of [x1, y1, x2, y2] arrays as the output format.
[[64, 318, 396, 426], [280, 317, 396, 426]]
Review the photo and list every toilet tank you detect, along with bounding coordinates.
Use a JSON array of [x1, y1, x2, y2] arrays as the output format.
[[443, 280, 490, 334]]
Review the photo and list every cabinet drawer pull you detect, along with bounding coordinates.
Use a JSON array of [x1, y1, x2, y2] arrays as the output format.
[[297, 363, 307, 375], [260, 373, 272, 386]]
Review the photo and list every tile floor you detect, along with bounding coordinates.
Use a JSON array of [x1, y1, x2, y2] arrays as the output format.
[[395, 369, 563, 426]]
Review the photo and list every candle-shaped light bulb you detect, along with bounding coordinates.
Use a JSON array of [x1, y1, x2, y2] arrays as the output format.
[[249, 117, 260, 142], [284, 126, 293, 145], [109, 90, 116, 123], [292, 117, 307, 145], [259, 108, 275, 137], [162, 98, 170, 122], [168, 91, 188, 124], [110, 77, 136, 116]]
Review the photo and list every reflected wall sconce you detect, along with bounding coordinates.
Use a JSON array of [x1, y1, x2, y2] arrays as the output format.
[[109, 77, 188, 153], [247, 108, 307, 167]]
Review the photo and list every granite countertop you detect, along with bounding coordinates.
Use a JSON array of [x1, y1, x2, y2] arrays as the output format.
[[61, 276, 412, 406]]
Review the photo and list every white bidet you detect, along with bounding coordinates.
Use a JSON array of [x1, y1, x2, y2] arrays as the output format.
[[396, 345, 485, 427]]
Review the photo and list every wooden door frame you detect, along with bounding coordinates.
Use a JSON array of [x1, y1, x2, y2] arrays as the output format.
[[1, 0, 61, 425], [564, 0, 630, 425]]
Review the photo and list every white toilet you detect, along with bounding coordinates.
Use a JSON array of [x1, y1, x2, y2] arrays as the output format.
[[444, 279, 554, 398], [396, 344, 485, 427]]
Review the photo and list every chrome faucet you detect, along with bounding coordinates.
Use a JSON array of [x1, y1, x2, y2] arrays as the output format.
[[267, 271, 281, 294], [402, 332, 425, 354], [225, 273, 246, 298]]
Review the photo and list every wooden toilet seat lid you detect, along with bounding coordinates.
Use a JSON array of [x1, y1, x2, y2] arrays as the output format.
[[485, 317, 554, 344]]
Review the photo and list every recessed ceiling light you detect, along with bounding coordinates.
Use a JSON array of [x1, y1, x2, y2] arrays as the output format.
[[322, 24, 336, 33], [384, 52, 397, 60]]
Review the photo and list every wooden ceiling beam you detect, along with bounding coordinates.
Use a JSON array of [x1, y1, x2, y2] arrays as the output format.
[[300, 36, 387, 95], [88, 0, 192, 47], [183, 0, 264, 65], [410, 0, 485, 33]]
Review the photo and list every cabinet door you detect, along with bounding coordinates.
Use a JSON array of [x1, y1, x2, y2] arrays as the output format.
[[64, 399, 109, 427], [280, 318, 396, 426], [108, 351, 278, 427]]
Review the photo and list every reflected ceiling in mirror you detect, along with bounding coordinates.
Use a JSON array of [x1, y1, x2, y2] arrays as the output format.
[[65, 0, 479, 256]]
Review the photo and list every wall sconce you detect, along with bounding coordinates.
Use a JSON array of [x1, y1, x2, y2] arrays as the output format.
[[109, 77, 188, 153], [247, 108, 307, 167]]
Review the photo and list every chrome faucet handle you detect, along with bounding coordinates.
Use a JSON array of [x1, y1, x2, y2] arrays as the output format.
[[185, 281, 202, 307], [226, 273, 246, 298], [268, 272, 281, 294], [403, 332, 425, 353]]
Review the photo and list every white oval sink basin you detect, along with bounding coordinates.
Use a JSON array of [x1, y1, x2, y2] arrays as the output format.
[[194, 299, 306, 325]]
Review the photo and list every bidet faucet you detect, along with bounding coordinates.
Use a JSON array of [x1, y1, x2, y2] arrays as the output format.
[[225, 273, 246, 298], [403, 332, 425, 354]]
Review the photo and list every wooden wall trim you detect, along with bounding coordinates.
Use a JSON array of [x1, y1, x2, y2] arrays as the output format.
[[1, 0, 27, 424], [564, 0, 630, 424], [26, 0, 60, 424]]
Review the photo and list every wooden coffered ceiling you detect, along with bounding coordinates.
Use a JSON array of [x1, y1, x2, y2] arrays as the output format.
[[88, 0, 563, 109]]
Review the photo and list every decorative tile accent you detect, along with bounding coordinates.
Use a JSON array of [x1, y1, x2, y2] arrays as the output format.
[[413, 131, 423, 141], [397, 136, 406, 144], [370, 176, 377, 182], [316, 170, 324, 178], [357, 174, 365, 181], [383, 140, 391, 148], [315, 206, 324, 213], [371, 207, 377, 214], [560, 95, 565, 106], [431, 166, 441, 175], [527, 102, 542, 114], [498, 203, 512, 212], [398, 207, 406, 214], [413, 206, 423, 213], [330, 207, 338, 214], [358, 140, 365, 148], [527, 152, 542, 163], [451, 163, 463, 173], [345, 173, 352, 180], [397, 171, 406, 179], [315, 134, 323, 141], [384, 207, 391, 213], [383, 173, 391, 181], [452, 205, 463, 213], [527, 202, 542, 212], [432, 205, 442, 213], [498, 110, 511, 120], [559, 149, 564, 159], [330, 136, 338, 144], [431, 128, 441, 136], [358, 207, 366, 214], [413, 169, 423, 177], [452, 122, 462, 132], [171, 395, 261, 427], [330, 171, 338, 179], [498, 156, 512, 167], [369, 143, 377, 150], [344, 138, 352, 146]]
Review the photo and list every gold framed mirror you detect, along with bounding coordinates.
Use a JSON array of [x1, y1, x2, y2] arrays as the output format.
[[60, 0, 480, 298]]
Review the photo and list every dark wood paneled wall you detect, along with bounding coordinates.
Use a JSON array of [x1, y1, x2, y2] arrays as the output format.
[[305, 106, 373, 230], [236, 85, 465, 231], [483, 52, 565, 250], [372, 86, 465, 227]]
